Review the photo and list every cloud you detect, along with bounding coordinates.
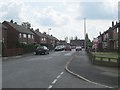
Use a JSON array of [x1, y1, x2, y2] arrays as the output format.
[[0, 1, 23, 22], [1, 0, 118, 41], [77, 2, 117, 20], [118, 1, 120, 20]]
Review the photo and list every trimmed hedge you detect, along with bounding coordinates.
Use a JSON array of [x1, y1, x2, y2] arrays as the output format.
[[16, 43, 36, 53]]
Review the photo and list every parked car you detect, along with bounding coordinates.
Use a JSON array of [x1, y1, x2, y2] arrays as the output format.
[[55, 45, 64, 51], [65, 45, 71, 51], [76, 46, 82, 51], [71, 46, 76, 49], [34, 46, 49, 55]]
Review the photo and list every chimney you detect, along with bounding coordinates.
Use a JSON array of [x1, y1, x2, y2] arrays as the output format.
[[43, 32, 46, 34], [35, 29, 39, 32], [112, 21, 114, 27], [14, 22, 17, 24], [10, 20, 13, 23], [99, 32, 101, 35], [30, 28, 33, 31]]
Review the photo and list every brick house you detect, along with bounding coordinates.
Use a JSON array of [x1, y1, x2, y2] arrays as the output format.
[[0, 23, 7, 44], [0, 23, 8, 56], [43, 33, 59, 50], [2, 20, 34, 48], [30, 29, 47, 46], [97, 21, 119, 52], [70, 39, 85, 48], [58, 40, 67, 45], [2, 20, 35, 56], [112, 22, 119, 51]]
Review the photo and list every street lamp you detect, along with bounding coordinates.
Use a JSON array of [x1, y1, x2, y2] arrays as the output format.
[[84, 18, 86, 50]]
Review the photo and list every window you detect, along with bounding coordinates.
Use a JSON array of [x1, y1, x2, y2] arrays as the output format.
[[41, 38, 44, 41], [117, 28, 118, 33], [44, 38, 46, 41], [31, 35, 34, 39], [41, 37, 46, 41], [23, 34, 27, 38], [19, 33, 22, 38], [28, 34, 31, 38]]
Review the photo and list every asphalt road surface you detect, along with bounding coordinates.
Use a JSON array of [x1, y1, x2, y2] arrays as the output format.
[[2, 49, 117, 88]]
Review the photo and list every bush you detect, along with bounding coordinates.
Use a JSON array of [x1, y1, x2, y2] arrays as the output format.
[[16, 43, 36, 53]]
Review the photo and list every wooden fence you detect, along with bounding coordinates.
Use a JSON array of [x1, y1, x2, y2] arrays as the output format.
[[3, 48, 23, 57]]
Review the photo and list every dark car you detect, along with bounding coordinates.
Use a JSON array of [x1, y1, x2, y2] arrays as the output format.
[[55, 45, 64, 51], [34, 46, 49, 55], [65, 45, 71, 51], [76, 46, 82, 51]]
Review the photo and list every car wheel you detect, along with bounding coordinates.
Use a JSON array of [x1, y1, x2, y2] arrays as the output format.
[[35, 52, 38, 55], [44, 52, 47, 55]]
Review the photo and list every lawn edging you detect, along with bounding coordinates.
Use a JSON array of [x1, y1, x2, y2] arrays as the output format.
[[86, 51, 119, 67]]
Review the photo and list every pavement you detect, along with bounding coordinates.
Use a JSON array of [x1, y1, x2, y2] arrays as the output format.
[[65, 50, 119, 88]]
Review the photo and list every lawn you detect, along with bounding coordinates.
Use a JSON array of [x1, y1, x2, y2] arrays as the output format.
[[92, 52, 118, 59]]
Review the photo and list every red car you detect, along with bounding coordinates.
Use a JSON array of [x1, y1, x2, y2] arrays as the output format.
[[65, 45, 72, 51], [76, 46, 82, 51]]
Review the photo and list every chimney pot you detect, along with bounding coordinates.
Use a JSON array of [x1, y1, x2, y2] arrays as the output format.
[[112, 21, 114, 26]]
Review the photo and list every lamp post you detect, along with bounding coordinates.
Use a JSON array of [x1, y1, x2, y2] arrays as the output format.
[[84, 18, 86, 50]]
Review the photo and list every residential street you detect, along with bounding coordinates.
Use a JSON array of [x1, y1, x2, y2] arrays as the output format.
[[2, 49, 118, 88]]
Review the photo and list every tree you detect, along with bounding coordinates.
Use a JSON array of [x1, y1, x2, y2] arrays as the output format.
[[22, 22, 31, 29], [85, 33, 92, 50]]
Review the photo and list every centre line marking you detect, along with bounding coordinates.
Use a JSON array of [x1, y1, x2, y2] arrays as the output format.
[[47, 71, 64, 89], [57, 75, 61, 79], [48, 85, 53, 89], [60, 72, 64, 75], [52, 79, 57, 84]]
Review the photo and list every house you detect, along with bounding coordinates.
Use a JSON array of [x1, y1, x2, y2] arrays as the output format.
[[118, 21, 120, 52], [70, 39, 85, 48], [44, 33, 59, 50], [112, 21, 119, 51], [0, 23, 8, 43], [2, 20, 34, 49], [0, 23, 8, 56], [97, 21, 119, 52], [30, 29, 47, 46], [58, 40, 67, 45]]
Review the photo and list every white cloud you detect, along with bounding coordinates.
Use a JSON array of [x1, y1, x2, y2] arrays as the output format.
[[1, 0, 118, 41]]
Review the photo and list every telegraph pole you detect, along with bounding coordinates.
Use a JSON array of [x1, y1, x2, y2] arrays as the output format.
[[84, 18, 86, 50]]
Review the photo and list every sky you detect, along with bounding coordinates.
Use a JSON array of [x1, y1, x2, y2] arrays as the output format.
[[0, 0, 119, 42]]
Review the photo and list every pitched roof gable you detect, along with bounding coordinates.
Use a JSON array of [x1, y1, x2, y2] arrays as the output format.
[[5, 21, 34, 35], [34, 31, 46, 38]]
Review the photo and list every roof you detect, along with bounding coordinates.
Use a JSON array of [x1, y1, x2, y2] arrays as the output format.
[[34, 31, 46, 37], [45, 34, 58, 41], [4, 21, 34, 34], [70, 39, 84, 46], [0, 23, 7, 29]]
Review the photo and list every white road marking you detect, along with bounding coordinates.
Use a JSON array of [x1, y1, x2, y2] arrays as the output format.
[[56, 75, 61, 79], [60, 72, 64, 75], [52, 79, 57, 84], [48, 85, 53, 89], [47, 71, 64, 89]]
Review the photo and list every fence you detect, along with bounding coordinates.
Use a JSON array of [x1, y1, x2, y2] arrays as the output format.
[[87, 52, 119, 67], [3, 48, 23, 57]]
